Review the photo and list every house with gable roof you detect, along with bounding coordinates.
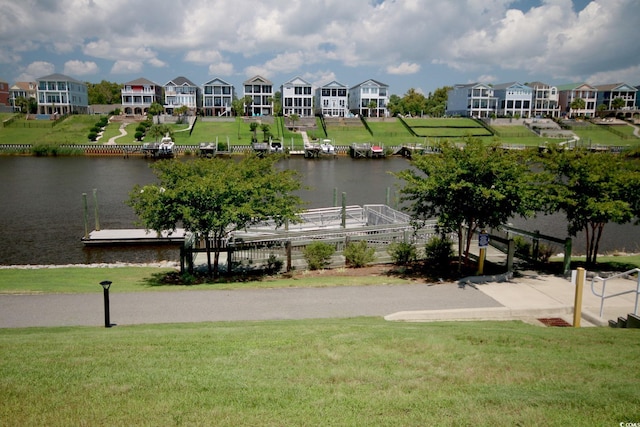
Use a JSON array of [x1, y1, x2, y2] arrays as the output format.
[[9, 81, 37, 111], [348, 79, 389, 117], [202, 77, 235, 117], [315, 80, 349, 117], [493, 82, 532, 118], [446, 83, 497, 118], [526, 81, 560, 118], [594, 83, 637, 111], [164, 76, 201, 115], [36, 73, 88, 115], [557, 83, 597, 118], [121, 77, 163, 115], [281, 76, 313, 117], [243, 75, 274, 116]]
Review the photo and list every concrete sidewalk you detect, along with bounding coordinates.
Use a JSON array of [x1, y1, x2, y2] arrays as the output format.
[[1, 271, 638, 329], [386, 271, 640, 326]]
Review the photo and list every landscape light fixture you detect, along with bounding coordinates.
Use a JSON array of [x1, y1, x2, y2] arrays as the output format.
[[100, 280, 112, 328]]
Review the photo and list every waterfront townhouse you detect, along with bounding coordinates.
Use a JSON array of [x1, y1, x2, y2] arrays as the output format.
[[493, 82, 533, 118], [446, 83, 497, 118], [315, 80, 349, 117], [36, 73, 88, 115], [594, 83, 637, 111], [557, 83, 597, 118], [526, 81, 560, 118], [348, 79, 389, 117], [281, 76, 313, 117], [121, 77, 163, 115], [9, 82, 37, 111], [243, 75, 274, 116], [164, 76, 201, 115], [0, 79, 9, 106], [202, 77, 235, 117]]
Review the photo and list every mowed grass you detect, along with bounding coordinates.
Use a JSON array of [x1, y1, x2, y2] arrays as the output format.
[[1, 114, 637, 150], [0, 266, 415, 294], [1, 318, 639, 426]]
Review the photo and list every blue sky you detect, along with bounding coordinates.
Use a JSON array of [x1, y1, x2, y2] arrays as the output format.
[[0, 0, 638, 97]]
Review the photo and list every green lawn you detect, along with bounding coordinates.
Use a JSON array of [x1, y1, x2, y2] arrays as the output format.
[[1, 115, 638, 150], [0, 266, 415, 294], [1, 318, 638, 426]]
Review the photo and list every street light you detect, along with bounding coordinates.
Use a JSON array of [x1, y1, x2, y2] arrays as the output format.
[[100, 280, 112, 328]]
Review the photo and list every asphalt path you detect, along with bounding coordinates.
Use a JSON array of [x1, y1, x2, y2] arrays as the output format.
[[0, 283, 503, 328]]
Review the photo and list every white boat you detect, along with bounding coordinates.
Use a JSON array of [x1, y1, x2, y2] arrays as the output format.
[[320, 139, 335, 155], [158, 133, 175, 153]]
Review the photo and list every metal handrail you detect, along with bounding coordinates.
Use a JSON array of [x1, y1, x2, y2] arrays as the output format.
[[590, 268, 640, 317]]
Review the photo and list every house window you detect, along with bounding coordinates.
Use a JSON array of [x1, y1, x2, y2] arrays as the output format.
[[322, 88, 331, 96]]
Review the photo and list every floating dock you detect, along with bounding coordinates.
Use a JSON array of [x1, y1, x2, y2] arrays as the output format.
[[82, 228, 187, 245]]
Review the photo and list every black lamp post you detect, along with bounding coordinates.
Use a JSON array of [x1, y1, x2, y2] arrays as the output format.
[[100, 280, 112, 328]]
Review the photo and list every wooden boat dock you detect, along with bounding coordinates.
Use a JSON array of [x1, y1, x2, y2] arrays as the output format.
[[82, 228, 187, 245]]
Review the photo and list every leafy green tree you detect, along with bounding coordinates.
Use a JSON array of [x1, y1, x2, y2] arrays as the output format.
[[289, 113, 299, 131], [87, 80, 123, 105], [249, 122, 259, 142], [260, 124, 271, 142], [367, 100, 377, 117], [425, 86, 450, 117], [147, 124, 171, 142], [243, 95, 253, 116], [570, 98, 586, 117], [127, 157, 304, 277], [387, 94, 404, 116], [148, 102, 164, 124], [175, 105, 189, 117], [401, 88, 428, 117], [541, 147, 640, 266], [270, 92, 282, 116], [397, 138, 539, 269], [232, 98, 245, 117], [13, 96, 28, 113], [611, 97, 626, 110]]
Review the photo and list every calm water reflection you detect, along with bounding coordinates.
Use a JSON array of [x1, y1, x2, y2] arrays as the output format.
[[0, 156, 637, 265]]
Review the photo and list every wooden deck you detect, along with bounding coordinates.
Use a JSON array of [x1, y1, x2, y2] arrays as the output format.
[[82, 228, 187, 245]]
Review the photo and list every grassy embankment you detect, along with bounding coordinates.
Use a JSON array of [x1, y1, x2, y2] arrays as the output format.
[[1, 318, 639, 425], [1, 253, 639, 295], [1, 114, 638, 150]]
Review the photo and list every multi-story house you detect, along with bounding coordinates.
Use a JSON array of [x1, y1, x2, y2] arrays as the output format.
[[0, 79, 9, 106], [36, 73, 88, 115], [9, 81, 37, 111], [594, 83, 637, 110], [121, 77, 163, 115], [202, 77, 235, 117], [446, 83, 497, 118], [315, 80, 349, 117], [526, 81, 560, 118], [557, 83, 597, 118], [243, 75, 273, 116], [281, 76, 313, 117], [164, 76, 201, 115], [493, 82, 532, 118], [348, 79, 389, 117]]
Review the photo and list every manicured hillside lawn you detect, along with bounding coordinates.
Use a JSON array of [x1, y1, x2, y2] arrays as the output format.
[[573, 126, 635, 146], [1, 319, 638, 426], [404, 117, 480, 127]]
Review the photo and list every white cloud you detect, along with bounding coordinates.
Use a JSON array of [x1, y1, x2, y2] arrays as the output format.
[[111, 60, 143, 74], [64, 60, 99, 76], [587, 64, 640, 86], [18, 61, 56, 81], [208, 62, 234, 76], [387, 62, 421, 75]]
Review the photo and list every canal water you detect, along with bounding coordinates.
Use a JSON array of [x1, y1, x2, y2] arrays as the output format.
[[0, 156, 637, 265]]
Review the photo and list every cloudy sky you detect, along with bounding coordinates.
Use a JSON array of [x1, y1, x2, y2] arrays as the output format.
[[1, 0, 638, 96]]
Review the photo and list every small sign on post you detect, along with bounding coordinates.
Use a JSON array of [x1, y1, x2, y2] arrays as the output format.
[[478, 232, 490, 248]]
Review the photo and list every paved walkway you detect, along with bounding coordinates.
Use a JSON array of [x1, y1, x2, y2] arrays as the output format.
[[1, 271, 638, 328]]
